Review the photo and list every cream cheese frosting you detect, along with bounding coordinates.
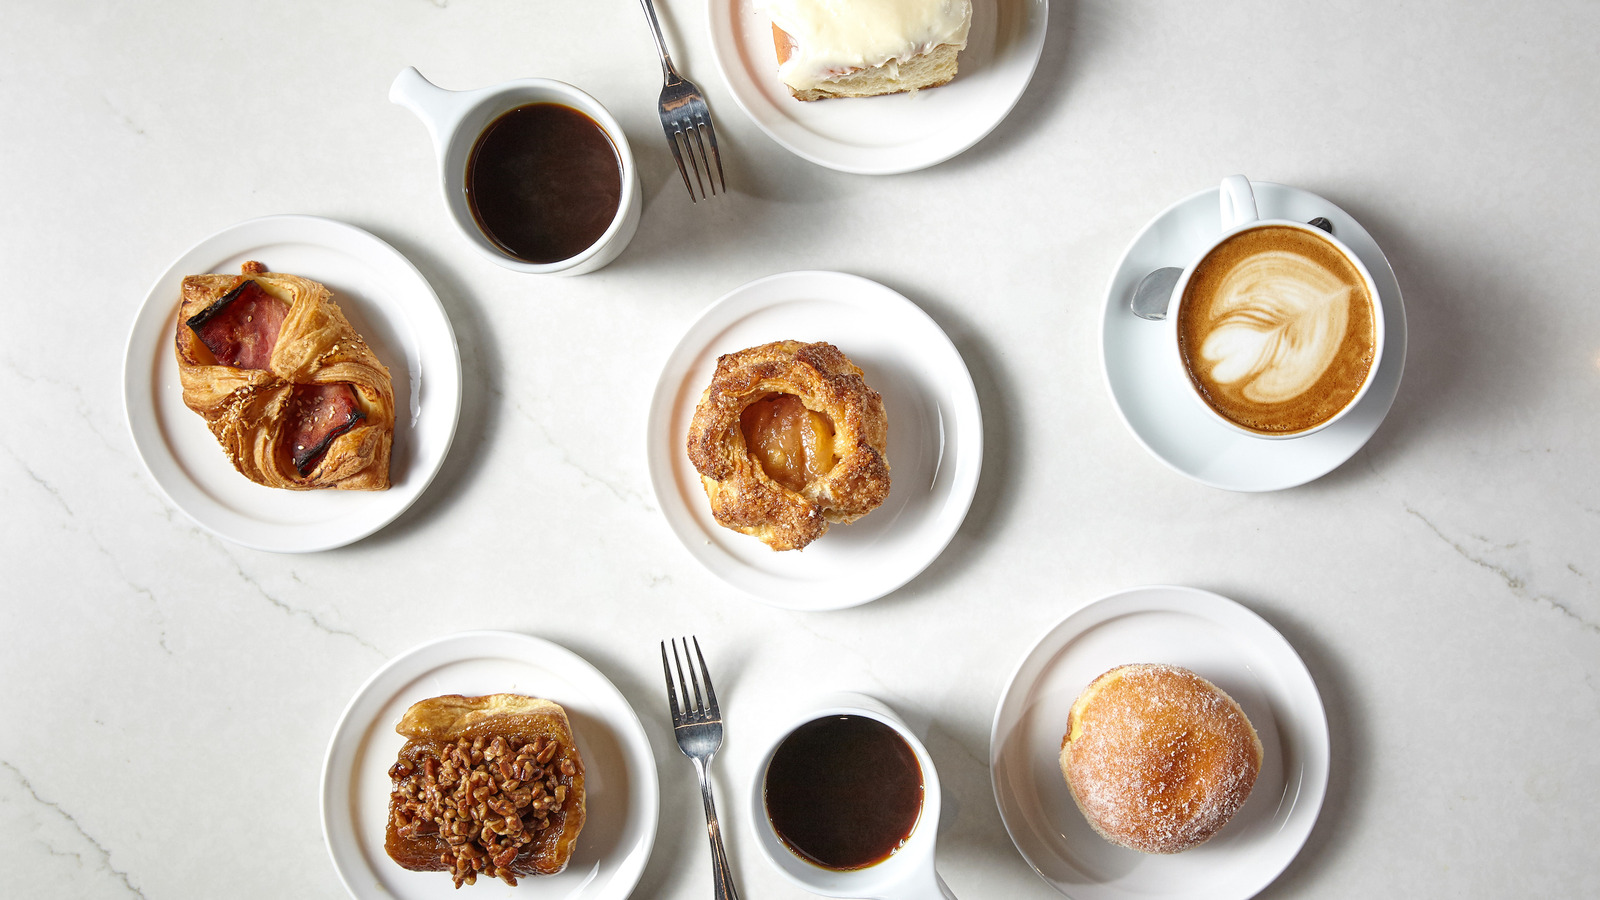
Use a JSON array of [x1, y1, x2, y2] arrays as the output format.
[[761, 0, 972, 93]]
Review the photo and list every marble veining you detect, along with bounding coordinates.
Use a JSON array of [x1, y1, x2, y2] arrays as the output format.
[[1, 760, 150, 899], [1407, 506, 1600, 634]]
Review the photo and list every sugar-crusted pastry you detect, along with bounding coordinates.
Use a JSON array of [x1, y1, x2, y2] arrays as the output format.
[[385, 694, 586, 888], [687, 340, 890, 551], [762, 0, 972, 101], [1060, 664, 1262, 854], [174, 261, 393, 490]]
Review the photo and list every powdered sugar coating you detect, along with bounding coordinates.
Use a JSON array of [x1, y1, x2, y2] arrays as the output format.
[[1060, 663, 1262, 854]]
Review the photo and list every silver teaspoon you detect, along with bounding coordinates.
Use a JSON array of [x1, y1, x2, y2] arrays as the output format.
[[1129, 216, 1336, 320], [1130, 266, 1182, 320]]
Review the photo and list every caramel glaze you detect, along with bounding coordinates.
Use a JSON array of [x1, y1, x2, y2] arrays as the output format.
[[386, 738, 581, 878], [385, 696, 585, 879]]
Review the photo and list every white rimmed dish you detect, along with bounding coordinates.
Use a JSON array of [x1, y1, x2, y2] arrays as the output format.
[[708, 0, 1049, 174], [1100, 182, 1407, 491], [320, 631, 658, 900], [122, 215, 462, 552], [990, 585, 1329, 900], [646, 270, 983, 609]]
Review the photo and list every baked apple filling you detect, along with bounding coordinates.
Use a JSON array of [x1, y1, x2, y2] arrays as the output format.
[[740, 394, 837, 492]]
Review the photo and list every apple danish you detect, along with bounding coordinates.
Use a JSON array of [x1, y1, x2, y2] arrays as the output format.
[[174, 261, 394, 490], [687, 340, 890, 551]]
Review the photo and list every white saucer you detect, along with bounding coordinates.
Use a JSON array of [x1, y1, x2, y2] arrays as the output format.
[[707, 0, 1049, 174], [320, 631, 658, 900], [1099, 182, 1407, 491], [123, 215, 462, 552], [646, 271, 983, 609], [990, 586, 1330, 900]]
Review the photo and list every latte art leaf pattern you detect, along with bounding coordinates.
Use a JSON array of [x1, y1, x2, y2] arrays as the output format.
[[1199, 251, 1352, 404]]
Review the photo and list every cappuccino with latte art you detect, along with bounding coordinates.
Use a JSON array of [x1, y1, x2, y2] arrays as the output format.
[[1178, 224, 1378, 435]]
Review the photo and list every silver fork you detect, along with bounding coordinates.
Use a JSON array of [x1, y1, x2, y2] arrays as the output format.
[[637, 0, 726, 201], [661, 637, 739, 900]]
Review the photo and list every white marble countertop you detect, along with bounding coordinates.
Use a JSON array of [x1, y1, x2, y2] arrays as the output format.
[[3, 1, 1597, 897]]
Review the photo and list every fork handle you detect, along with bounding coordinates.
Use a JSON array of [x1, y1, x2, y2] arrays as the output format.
[[693, 759, 740, 900], [636, 0, 682, 83]]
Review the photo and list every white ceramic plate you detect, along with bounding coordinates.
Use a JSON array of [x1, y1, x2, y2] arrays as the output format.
[[320, 631, 658, 900], [123, 215, 462, 552], [1100, 182, 1407, 491], [990, 586, 1330, 900], [708, 0, 1049, 174], [646, 270, 983, 609]]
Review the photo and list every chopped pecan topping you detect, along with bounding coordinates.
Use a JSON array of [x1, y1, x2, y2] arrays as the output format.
[[390, 735, 575, 888]]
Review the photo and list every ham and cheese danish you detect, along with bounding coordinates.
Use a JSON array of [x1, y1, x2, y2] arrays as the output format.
[[761, 0, 972, 101], [174, 261, 394, 490]]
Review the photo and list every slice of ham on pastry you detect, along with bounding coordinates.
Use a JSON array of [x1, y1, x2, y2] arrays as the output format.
[[174, 261, 394, 490], [762, 0, 971, 101]]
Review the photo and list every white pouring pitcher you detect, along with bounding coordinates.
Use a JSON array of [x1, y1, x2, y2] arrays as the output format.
[[389, 67, 642, 276], [748, 692, 959, 900]]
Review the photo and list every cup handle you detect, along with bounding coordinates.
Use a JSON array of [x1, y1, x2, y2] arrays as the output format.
[[1219, 174, 1258, 230], [389, 66, 461, 159]]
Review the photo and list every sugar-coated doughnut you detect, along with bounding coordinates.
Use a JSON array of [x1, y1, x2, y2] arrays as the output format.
[[1059, 663, 1262, 853]]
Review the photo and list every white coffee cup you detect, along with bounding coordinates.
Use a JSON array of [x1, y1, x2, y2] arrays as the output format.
[[390, 67, 642, 276], [1164, 175, 1386, 439], [748, 693, 958, 900]]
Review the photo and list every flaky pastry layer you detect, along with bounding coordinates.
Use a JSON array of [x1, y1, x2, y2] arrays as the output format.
[[174, 261, 394, 490], [687, 340, 890, 551]]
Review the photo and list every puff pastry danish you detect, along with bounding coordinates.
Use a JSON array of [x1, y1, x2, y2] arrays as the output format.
[[687, 340, 890, 551], [174, 261, 393, 490]]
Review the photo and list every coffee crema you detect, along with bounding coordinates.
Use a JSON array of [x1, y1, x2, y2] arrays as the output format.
[[465, 103, 623, 265], [1178, 224, 1376, 434]]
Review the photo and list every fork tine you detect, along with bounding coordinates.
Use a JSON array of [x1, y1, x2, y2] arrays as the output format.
[[691, 636, 721, 716], [685, 125, 715, 197], [664, 127, 696, 203], [676, 129, 708, 201], [671, 637, 698, 717], [697, 115, 726, 196], [681, 634, 706, 714], [660, 640, 683, 724]]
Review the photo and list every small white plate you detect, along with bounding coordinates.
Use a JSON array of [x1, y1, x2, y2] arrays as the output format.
[[646, 270, 983, 609], [1100, 182, 1408, 491], [320, 631, 658, 900], [123, 215, 462, 552], [708, 0, 1049, 174], [990, 586, 1330, 900]]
